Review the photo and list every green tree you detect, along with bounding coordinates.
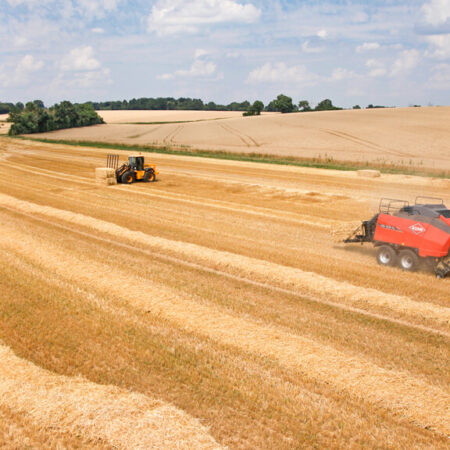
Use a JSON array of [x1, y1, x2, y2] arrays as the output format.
[[252, 100, 264, 115], [353, 105, 361, 109], [244, 100, 265, 116], [33, 99, 45, 109], [268, 94, 295, 113], [314, 99, 342, 111], [8, 100, 103, 136], [298, 100, 311, 112]]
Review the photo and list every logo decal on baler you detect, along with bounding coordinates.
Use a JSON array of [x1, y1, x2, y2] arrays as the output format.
[[409, 223, 426, 235]]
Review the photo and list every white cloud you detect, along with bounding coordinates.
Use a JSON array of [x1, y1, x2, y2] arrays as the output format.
[[330, 67, 357, 81], [17, 54, 43, 74], [422, 0, 450, 26], [428, 62, 450, 88], [366, 59, 387, 77], [57, 46, 110, 88], [194, 48, 209, 59], [247, 62, 319, 85], [176, 59, 216, 77], [317, 29, 327, 39], [13, 35, 29, 47], [75, 0, 121, 19], [147, 0, 261, 36], [424, 34, 450, 58], [225, 51, 240, 59], [352, 11, 369, 23], [156, 73, 175, 80], [356, 42, 380, 52], [301, 40, 324, 53], [61, 46, 101, 71], [157, 50, 217, 79], [54, 68, 112, 89], [0, 54, 44, 87], [390, 49, 420, 76], [92, 27, 105, 34]]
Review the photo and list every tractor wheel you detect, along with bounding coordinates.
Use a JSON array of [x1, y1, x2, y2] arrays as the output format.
[[398, 249, 419, 271], [121, 171, 134, 184], [376, 245, 397, 267], [143, 170, 155, 182]]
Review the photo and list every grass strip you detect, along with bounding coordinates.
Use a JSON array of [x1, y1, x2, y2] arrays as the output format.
[[8, 135, 450, 178]]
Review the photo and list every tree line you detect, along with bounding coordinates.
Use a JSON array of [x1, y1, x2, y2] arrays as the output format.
[[3, 95, 393, 135], [89, 97, 252, 112], [1, 96, 392, 118], [7, 101, 104, 136]]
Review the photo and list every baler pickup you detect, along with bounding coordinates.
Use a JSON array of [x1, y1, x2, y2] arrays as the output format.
[[343, 214, 378, 244]]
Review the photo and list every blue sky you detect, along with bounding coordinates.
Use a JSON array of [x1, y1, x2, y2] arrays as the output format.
[[0, 0, 449, 108]]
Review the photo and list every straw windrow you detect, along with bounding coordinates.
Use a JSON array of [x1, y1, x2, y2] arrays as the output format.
[[0, 219, 449, 436], [0, 192, 447, 327], [0, 343, 221, 449]]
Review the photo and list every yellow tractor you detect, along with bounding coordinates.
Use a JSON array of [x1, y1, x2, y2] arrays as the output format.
[[107, 154, 158, 184]]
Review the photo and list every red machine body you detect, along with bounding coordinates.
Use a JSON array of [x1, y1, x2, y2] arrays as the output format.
[[375, 212, 450, 258], [344, 197, 450, 278]]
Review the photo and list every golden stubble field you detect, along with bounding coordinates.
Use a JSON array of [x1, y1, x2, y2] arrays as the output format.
[[0, 137, 449, 448], [0, 114, 10, 135], [33, 106, 450, 170]]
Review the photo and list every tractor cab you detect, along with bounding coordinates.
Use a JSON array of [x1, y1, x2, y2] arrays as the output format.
[[129, 156, 144, 171]]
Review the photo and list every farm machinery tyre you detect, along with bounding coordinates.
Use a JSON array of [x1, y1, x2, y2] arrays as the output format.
[[121, 171, 134, 184], [376, 245, 397, 267], [398, 249, 419, 271], [143, 170, 155, 182]]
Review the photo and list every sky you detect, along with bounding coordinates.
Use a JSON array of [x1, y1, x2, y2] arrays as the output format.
[[0, 0, 449, 108]]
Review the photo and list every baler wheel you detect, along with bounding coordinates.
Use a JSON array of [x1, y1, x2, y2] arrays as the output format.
[[399, 249, 419, 271], [376, 245, 397, 267]]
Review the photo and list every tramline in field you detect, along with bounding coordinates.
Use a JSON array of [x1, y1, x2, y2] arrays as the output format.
[[344, 197, 450, 278]]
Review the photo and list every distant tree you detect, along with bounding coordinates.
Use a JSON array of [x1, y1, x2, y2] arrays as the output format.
[[252, 100, 264, 115], [227, 100, 250, 111], [268, 94, 296, 113], [314, 99, 342, 111], [206, 101, 218, 111], [243, 100, 264, 116], [265, 100, 278, 112], [25, 101, 38, 112], [89, 97, 257, 112], [353, 105, 361, 109], [0, 102, 16, 114], [33, 99, 45, 109], [298, 100, 311, 112], [8, 101, 103, 135]]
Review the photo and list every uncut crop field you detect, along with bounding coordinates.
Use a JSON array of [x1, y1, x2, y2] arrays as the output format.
[[0, 137, 449, 448], [34, 106, 450, 170]]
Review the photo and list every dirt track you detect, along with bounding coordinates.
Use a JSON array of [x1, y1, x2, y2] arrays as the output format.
[[0, 138, 448, 448]]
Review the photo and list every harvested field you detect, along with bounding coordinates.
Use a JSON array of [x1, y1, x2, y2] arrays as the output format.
[[98, 110, 253, 123], [0, 114, 10, 135], [0, 136, 449, 448], [0, 344, 220, 449], [32, 106, 450, 170]]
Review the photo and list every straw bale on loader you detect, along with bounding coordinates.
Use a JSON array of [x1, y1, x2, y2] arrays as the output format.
[[95, 167, 117, 186]]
